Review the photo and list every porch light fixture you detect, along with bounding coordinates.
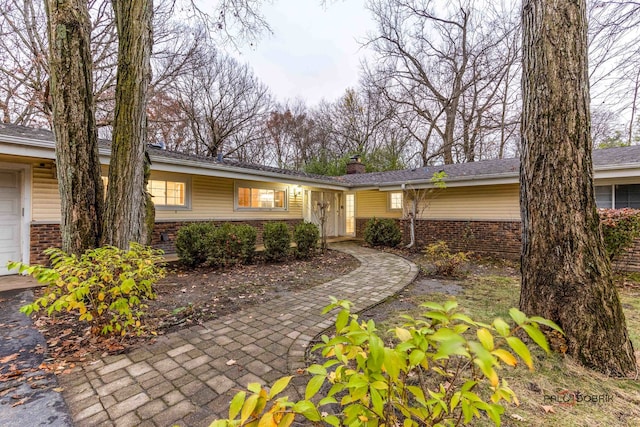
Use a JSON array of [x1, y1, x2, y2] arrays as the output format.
[[293, 185, 302, 198]]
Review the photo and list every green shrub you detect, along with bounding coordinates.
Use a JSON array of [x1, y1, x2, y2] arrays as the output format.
[[423, 240, 470, 276], [10, 244, 165, 336], [263, 222, 291, 262], [175, 222, 214, 267], [211, 298, 560, 427], [293, 222, 319, 258], [363, 217, 402, 247], [235, 224, 257, 263], [599, 208, 640, 261], [207, 223, 257, 267]]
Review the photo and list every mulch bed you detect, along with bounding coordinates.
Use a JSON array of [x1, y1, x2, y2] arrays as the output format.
[[27, 249, 359, 364]]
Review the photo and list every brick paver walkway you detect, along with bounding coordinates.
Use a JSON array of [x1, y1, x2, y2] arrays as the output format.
[[60, 243, 418, 426]]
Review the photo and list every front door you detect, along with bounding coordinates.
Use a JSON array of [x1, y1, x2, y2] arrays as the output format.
[[0, 170, 22, 275], [308, 191, 339, 237]]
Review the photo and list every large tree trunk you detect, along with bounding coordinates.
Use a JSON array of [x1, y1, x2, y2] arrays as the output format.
[[102, 0, 153, 248], [520, 0, 635, 376], [44, 0, 103, 254]]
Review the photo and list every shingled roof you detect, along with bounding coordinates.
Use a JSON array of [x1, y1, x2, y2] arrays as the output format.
[[337, 145, 640, 187], [2, 123, 639, 189]]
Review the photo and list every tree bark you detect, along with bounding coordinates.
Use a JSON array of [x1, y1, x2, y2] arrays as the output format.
[[520, 0, 635, 376], [44, 0, 103, 254], [102, 0, 153, 248]]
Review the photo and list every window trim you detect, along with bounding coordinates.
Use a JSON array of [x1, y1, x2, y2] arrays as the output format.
[[102, 175, 191, 210], [234, 181, 289, 211], [595, 183, 640, 209], [148, 177, 191, 210], [388, 191, 403, 211], [595, 185, 614, 209]]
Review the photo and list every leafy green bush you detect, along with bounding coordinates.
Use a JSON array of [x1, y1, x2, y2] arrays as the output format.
[[263, 222, 291, 262], [599, 208, 640, 261], [175, 222, 214, 267], [363, 217, 402, 247], [235, 224, 257, 264], [423, 240, 470, 276], [207, 223, 257, 267], [293, 222, 319, 258], [10, 244, 165, 336], [212, 298, 560, 427]]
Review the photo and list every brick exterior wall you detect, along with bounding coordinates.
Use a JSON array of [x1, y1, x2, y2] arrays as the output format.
[[29, 218, 640, 271], [30, 219, 303, 264], [405, 219, 522, 259], [357, 218, 522, 259], [30, 223, 62, 265], [357, 217, 640, 268], [613, 237, 640, 272]]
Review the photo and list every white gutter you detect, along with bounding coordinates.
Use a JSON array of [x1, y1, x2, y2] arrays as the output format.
[[369, 163, 640, 191], [2, 134, 639, 190], [0, 135, 349, 190], [149, 155, 349, 190]]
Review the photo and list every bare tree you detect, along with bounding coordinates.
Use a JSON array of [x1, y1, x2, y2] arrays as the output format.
[[364, 0, 521, 165], [588, 0, 640, 146], [264, 101, 316, 169], [0, 0, 51, 125], [173, 46, 272, 159], [520, 0, 635, 375]]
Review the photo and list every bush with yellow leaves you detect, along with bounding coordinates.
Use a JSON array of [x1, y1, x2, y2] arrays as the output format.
[[11, 243, 164, 336], [211, 298, 561, 427]]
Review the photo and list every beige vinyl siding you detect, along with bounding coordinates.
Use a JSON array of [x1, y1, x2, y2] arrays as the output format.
[[420, 184, 520, 220], [0, 156, 61, 222], [355, 190, 402, 219], [0, 155, 62, 222], [155, 174, 303, 221], [32, 161, 60, 221]]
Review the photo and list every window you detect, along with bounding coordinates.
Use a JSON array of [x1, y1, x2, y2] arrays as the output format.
[[389, 191, 403, 210], [148, 179, 187, 207], [615, 184, 640, 209], [595, 186, 612, 209], [595, 184, 640, 209], [237, 186, 287, 210]]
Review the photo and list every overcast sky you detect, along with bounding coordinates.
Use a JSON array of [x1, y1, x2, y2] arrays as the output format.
[[228, 0, 376, 105]]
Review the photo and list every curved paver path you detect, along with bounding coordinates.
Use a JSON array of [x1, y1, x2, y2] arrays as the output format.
[[59, 243, 418, 427]]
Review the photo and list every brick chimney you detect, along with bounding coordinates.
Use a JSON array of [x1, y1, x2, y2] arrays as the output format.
[[346, 155, 365, 174]]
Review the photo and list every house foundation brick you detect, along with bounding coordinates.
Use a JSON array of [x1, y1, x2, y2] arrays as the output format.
[[357, 218, 521, 260], [30, 219, 302, 264]]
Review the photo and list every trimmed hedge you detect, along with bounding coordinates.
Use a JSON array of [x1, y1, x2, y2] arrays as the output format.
[[176, 222, 257, 267], [294, 222, 319, 258], [175, 222, 215, 267], [263, 222, 291, 262], [364, 217, 402, 247]]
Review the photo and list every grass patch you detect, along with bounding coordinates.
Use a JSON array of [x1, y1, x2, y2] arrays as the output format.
[[368, 269, 640, 426]]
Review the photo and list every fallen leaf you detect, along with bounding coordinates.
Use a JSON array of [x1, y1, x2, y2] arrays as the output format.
[[541, 405, 555, 414], [0, 353, 18, 364], [510, 414, 526, 421], [11, 397, 28, 407], [53, 387, 64, 392], [225, 359, 236, 366]]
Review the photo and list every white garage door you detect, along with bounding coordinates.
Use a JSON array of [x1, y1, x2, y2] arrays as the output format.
[[0, 170, 21, 276]]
